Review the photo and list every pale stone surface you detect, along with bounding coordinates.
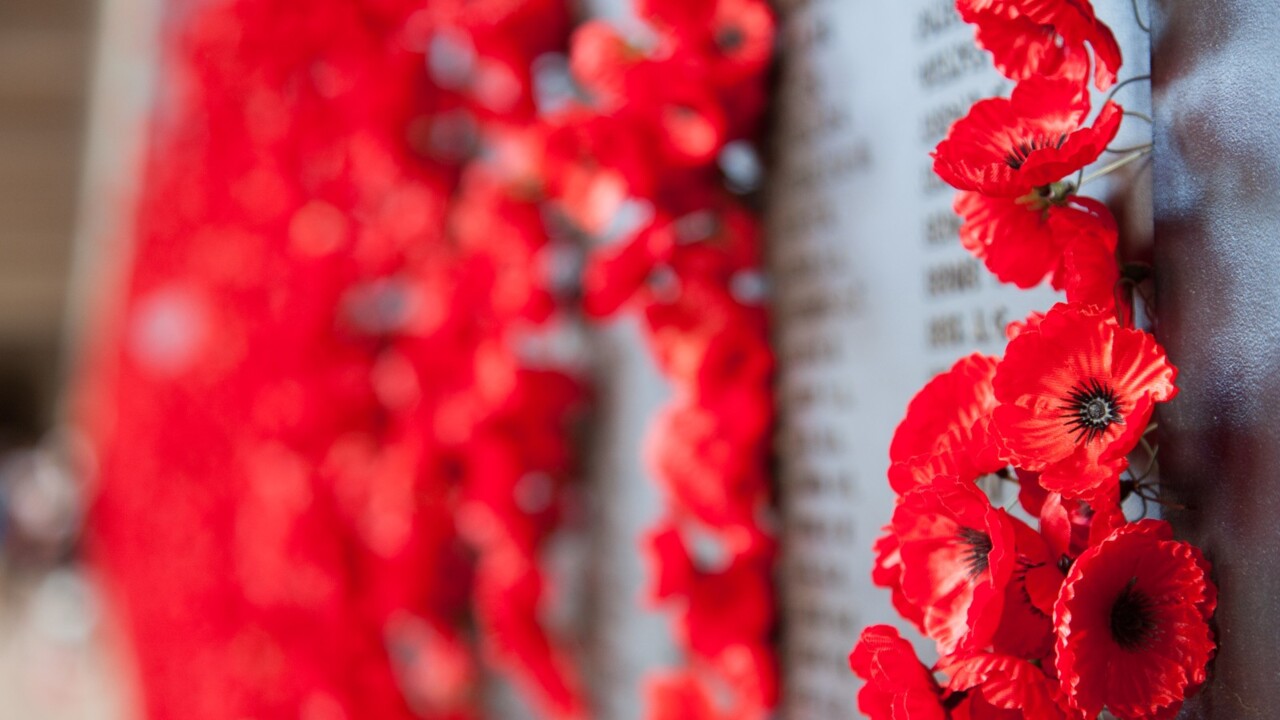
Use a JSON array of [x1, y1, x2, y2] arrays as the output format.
[[765, 1, 1150, 716]]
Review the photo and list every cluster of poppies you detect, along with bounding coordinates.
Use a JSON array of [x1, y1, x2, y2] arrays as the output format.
[[85, 1, 594, 718], [851, 2, 1217, 719], [86, 0, 787, 716], [537, 1, 781, 717]]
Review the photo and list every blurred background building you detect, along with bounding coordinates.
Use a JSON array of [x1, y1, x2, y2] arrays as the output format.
[[0, 0, 88, 442], [0, 1, 129, 718]]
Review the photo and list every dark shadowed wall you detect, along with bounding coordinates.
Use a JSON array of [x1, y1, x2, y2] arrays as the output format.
[[1152, 2, 1280, 717]]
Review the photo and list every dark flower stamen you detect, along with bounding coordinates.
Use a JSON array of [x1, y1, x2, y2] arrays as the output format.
[[1060, 378, 1125, 443], [1110, 577, 1158, 650], [715, 26, 746, 52], [1004, 133, 1069, 169], [958, 527, 993, 578]]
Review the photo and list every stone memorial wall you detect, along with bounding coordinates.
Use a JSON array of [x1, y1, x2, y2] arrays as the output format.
[[765, 1, 1150, 715]]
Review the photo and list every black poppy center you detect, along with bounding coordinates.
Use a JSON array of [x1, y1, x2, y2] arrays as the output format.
[[1085, 398, 1109, 421], [1061, 378, 1125, 443], [958, 527, 993, 578], [1004, 133, 1069, 169], [1110, 579, 1158, 650], [716, 25, 746, 52]]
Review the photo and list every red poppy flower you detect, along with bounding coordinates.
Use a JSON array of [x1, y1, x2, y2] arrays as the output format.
[[938, 652, 1072, 719], [567, 22, 729, 166], [1057, 232, 1123, 312], [646, 654, 776, 720], [581, 216, 674, 317], [568, 20, 649, 108], [872, 528, 927, 634], [992, 303, 1178, 504], [878, 512, 1062, 665], [893, 478, 1017, 656], [957, 0, 1123, 90], [1015, 468, 1128, 561], [1004, 310, 1045, 341], [653, 84, 728, 166], [646, 391, 770, 532], [852, 632, 1074, 719], [954, 192, 1120, 309], [888, 353, 1002, 493], [706, 0, 776, 85], [991, 519, 1063, 662], [932, 77, 1122, 197], [383, 612, 479, 714], [685, 556, 775, 658], [473, 547, 586, 718], [642, 276, 769, 394], [1055, 520, 1216, 720], [637, 0, 709, 36], [644, 520, 774, 660], [647, 672, 728, 720], [1024, 484, 1085, 558], [640, 0, 776, 86], [848, 625, 947, 720], [543, 110, 657, 236], [411, 0, 571, 58]]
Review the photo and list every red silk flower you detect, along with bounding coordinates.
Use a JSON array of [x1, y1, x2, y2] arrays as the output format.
[[872, 529, 927, 635], [543, 110, 656, 236], [640, 0, 776, 86], [932, 76, 1122, 197], [647, 673, 730, 720], [645, 521, 774, 662], [647, 392, 770, 532], [1054, 520, 1216, 720], [556, 0, 779, 715], [939, 652, 1073, 719], [957, 0, 1123, 90], [850, 626, 1071, 719], [888, 352, 1002, 493], [1055, 228, 1124, 315], [646, 652, 777, 720], [955, 192, 1120, 309], [568, 20, 647, 106], [992, 303, 1177, 505], [875, 515, 1063, 664], [985, 519, 1062, 663], [568, 21, 728, 167], [892, 478, 1017, 656], [849, 626, 946, 720]]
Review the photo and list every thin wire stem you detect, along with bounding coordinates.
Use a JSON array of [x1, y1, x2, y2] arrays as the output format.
[[1136, 281, 1156, 322], [1135, 439, 1159, 481], [1136, 486, 1186, 511], [1136, 490, 1152, 519], [1114, 279, 1133, 329], [1123, 110, 1154, 124], [1105, 74, 1152, 106], [1105, 142, 1156, 154], [1080, 148, 1151, 186], [1131, 0, 1151, 33]]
